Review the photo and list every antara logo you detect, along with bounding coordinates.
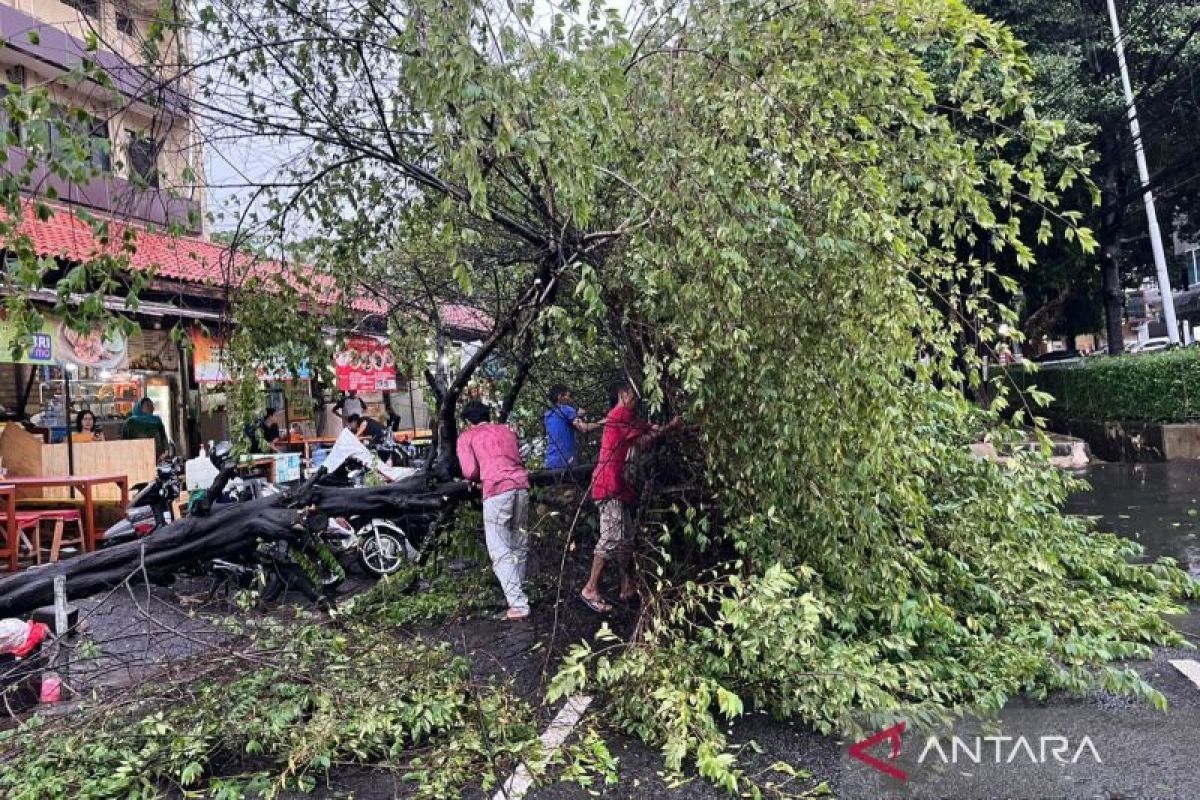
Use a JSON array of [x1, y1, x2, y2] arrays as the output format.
[[918, 735, 1103, 766], [848, 722, 1104, 781], [849, 722, 908, 780]]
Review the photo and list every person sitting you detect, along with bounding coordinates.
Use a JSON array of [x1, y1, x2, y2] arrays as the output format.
[[244, 407, 285, 453], [121, 398, 169, 458], [71, 410, 104, 443]]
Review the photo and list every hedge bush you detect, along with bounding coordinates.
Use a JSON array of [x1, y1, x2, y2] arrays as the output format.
[[1006, 348, 1200, 423]]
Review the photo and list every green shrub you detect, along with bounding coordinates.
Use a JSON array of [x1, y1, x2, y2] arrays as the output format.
[[1006, 348, 1200, 423]]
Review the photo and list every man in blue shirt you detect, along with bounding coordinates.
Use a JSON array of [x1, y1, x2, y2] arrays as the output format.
[[543, 385, 604, 469]]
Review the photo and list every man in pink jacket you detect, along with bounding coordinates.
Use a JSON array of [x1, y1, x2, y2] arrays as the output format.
[[456, 400, 532, 621]]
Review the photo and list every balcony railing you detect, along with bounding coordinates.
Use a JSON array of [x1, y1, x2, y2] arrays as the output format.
[[0, 4, 190, 118], [9, 146, 201, 232]]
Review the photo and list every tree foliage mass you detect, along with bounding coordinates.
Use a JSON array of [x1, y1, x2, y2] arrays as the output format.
[[186, 0, 1196, 789]]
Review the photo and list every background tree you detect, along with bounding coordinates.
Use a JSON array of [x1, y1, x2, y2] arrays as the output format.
[[971, 0, 1200, 352]]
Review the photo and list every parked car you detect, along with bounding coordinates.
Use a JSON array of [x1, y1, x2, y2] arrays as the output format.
[[1033, 350, 1083, 368], [1128, 337, 1171, 354]]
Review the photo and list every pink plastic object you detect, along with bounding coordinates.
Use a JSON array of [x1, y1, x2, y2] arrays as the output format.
[[39, 673, 62, 704]]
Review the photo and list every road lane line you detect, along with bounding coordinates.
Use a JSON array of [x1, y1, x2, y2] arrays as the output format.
[[493, 693, 594, 800], [1168, 659, 1200, 689]]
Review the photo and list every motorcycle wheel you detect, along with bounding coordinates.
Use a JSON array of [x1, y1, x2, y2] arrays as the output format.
[[260, 569, 288, 605], [357, 519, 417, 576]]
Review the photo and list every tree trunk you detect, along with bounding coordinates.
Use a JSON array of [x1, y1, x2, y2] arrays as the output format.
[[428, 256, 565, 475], [0, 465, 594, 618], [1098, 126, 1128, 355]]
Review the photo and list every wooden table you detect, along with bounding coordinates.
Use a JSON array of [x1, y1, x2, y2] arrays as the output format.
[[0, 486, 15, 573], [0, 475, 129, 552]]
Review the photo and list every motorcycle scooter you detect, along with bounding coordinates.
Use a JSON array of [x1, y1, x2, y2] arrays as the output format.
[[99, 458, 184, 548]]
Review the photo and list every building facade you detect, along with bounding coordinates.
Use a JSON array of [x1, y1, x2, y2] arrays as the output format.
[[0, 0, 203, 232], [0, 2, 491, 458]]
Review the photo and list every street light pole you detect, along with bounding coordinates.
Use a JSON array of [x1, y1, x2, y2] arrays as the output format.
[[1106, 0, 1179, 343]]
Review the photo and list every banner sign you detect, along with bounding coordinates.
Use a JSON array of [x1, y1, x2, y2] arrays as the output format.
[[0, 316, 56, 366], [192, 329, 311, 383], [335, 337, 397, 392], [55, 319, 128, 369], [191, 329, 231, 383]]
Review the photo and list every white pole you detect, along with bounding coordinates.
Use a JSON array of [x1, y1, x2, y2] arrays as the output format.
[[1106, 0, 1179, 344]]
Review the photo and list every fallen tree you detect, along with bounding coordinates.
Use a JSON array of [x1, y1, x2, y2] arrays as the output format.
[[28, 0, 1191, 795], [0, 466, 594, 618]]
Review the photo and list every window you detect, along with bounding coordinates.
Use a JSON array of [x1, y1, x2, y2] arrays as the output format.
[[116, 6, 136, 36], [85, 116, 111, 171], [45, 108, 110, 172], [127, 131, 159, 187], [0, 67, 25, 144], [62, 0, 100, 18]]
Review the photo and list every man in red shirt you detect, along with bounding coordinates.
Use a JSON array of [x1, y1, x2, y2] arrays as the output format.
[[457, 400, 532, 621], [581, 380, 681, 613]]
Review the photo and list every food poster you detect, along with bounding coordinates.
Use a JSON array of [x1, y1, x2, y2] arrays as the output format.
[[335, 337, 397, 392], [55, 319, 128, 370]]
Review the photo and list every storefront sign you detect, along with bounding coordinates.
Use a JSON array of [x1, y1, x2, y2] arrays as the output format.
[[192, 328, 312, 383], [191, 329, 231, 383], [335, 337, 397, 392], [0, 316, 56, 365], [55, 319, 128, 369]]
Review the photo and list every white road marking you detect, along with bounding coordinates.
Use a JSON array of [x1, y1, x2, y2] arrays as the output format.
[[493, 693, 594, 800], [1168, 659, 1200, 690]]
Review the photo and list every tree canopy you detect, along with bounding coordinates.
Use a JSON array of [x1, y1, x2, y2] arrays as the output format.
[[970, 0, 1200, 351]]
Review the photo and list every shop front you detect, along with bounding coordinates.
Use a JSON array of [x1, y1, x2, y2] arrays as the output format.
[[0, 316, 162, 497], [0, 316, 185, 449], [191, 327, 317, 446]]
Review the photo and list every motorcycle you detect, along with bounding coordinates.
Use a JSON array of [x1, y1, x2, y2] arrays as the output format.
[[187, 442, 344, 609], [319, 466, 419, 577], [206, 509, 344, 609], [99, 458, 184, 548]]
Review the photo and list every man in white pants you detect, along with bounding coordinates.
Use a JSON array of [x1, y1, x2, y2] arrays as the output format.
[[456, 400, 531, 621]]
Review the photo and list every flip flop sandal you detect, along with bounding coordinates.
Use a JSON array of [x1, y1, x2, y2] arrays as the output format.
[[579, 594, 612, 614], [495, 609, 531, 622]]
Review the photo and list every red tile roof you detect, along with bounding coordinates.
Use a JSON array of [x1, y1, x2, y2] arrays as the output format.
[[5, 202, 494, 334], [9, 199, 283, 288], [440, 303, 493, 335]]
